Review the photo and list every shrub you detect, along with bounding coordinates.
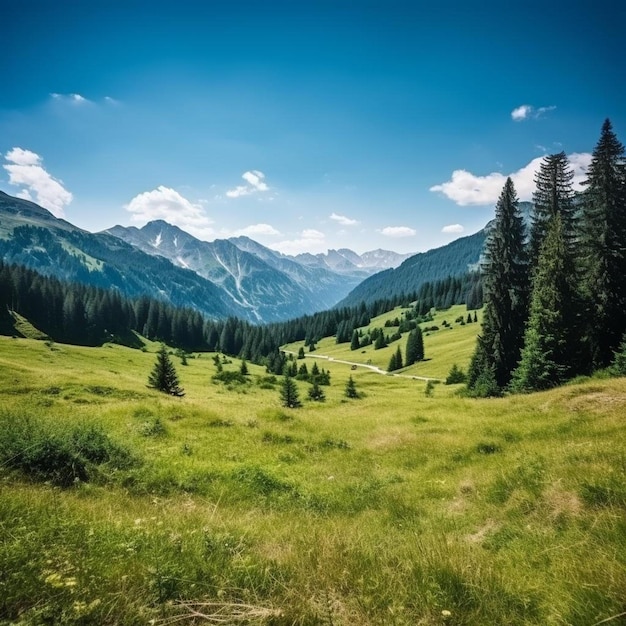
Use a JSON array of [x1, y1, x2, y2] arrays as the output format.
[[212, 370, 248, 385], [0, 412, 137, 487], [445, 363, 467, 385]]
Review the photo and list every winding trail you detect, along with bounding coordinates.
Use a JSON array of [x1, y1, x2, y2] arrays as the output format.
[[282, 350, 443, 382]]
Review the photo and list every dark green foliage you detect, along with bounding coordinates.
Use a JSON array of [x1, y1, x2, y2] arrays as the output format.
[[239, 359, 249, 376], [308, 380, 326, 402], [0, 413, 136, 487], [296, 363, 309, 380], [405, 327, 424, 365], [338, 229, 487, 308], [280, 375, 302, 408], [350, 330, 360, 351], [467, 365, 500, 398], [148, 344, 185, 396], [297, 346, 305, 359], [374, 332, 387, 350], [424, 380, 435, 397], [394, 345, 403, 370], [212, 370, 248, 385], [445, 363, 467, 385], [530, 152, 577, 267], [316, 367, 331, 386], [467, 178, 528, 392], [345, 375, 359, 399], [511, 215, 578, 392], [610, 333, 626, 376], [580, 119, 626, 368], [387, 351, 398, 372]]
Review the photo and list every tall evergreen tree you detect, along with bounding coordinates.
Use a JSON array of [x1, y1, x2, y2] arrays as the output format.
[[511, 214, 578, 391], [529, 151, 577, 267], [467, 178, 528, 391], [405, 327, 424, 365], [280, 374, 302, 408], [581, 119, 626, 368], [148, 344, 185, 396], [345, 375, 359, 399], [308, 380, 326, 402], [394, 345, 403, 369], [350, 330, 360, 351]]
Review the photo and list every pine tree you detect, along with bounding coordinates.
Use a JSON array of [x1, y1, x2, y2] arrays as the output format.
[[297, 346, 305, 359], [350, 330, 360, 351], [445, 363, 467, 385], [530, 152, 577, 267], [280, 375, 301, 408], [296, 362, 309, 380], [374, 332, 387, 350], [345, 375, 359, 399], [148, 344, 185, 396], [394, 345, 403, 369], [581, 119, 626, 368], [308, 380, 326, 402], [310, 361, 319, 377], [511, 214, 578, 392], [467, 178, 528, 392], [240, 359, 249, 376], [611, 332, 626, 376], [387, 351, 398, 372], [405, 327, 424, 365]]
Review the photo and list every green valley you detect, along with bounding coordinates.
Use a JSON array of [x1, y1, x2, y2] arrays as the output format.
[[1, 313, 625, 625]]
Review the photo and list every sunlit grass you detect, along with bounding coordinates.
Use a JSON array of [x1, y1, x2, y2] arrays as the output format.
[[283, 304, 481, 379], [1, 333, 625, 624]]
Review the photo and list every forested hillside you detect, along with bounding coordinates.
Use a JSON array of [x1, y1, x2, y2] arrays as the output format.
[[338, 228, 487, 308]]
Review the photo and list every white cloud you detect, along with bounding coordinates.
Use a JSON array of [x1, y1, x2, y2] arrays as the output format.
[[242, 170, 268, 191], [3, 147, 73, 217], [226, 170, 270, 198], [50, 92, 91, 105], [330, 212, 359, 226], [234, 223, 280, 237], [380, 226, 416, 238], [270, 229, 327, 255], [511, 105, 532, 121], [511, 104, 556, 122], [430, 152, 592, 206], [125, 186, 214, 239], [442, 224, 465, 234]]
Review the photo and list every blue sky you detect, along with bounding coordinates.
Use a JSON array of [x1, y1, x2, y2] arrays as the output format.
[[1, 1, 624, 254]]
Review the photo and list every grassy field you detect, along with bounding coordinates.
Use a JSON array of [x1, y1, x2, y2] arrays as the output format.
[[1, 320, 625, 625], [283, 304, 482, 380]]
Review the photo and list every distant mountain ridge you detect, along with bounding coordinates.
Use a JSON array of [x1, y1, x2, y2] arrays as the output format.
[[0, 191, 241, 320], [0, 189, 514, 323], [0, 190, 410, 323], [106, 222, 364, 321], [291, 247, 413, 274], [337, 202, 534, 308]]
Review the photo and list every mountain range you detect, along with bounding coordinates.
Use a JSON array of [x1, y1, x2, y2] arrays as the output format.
[[1, 190, 456, 323]]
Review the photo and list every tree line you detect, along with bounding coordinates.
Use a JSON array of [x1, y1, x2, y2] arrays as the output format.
[[467, 119, 626, 395], [0, 259, 478, 364]]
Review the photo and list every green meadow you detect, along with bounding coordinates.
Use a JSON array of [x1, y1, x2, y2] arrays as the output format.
[[1, 309, 625, 625]]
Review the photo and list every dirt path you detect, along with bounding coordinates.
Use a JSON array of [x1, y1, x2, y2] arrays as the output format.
[[282, 350, 443, 382]]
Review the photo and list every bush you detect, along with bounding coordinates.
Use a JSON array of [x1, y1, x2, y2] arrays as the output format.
[[0, 412, 137, 487], [445, 363, 467, 385], [212, 370, 249, 385]]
